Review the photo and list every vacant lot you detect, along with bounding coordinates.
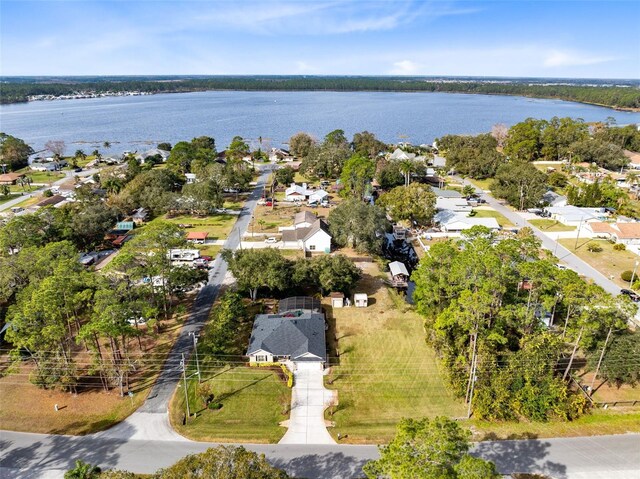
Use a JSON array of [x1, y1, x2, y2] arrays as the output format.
[[325, 262, 466, 443], [0, 297, 194, 435], [17, 169, 65, 184], [559, 238, 639, 288], [529, 219, 576, 232], [158, 213, 238, 241], [252, 204, 330, 233]]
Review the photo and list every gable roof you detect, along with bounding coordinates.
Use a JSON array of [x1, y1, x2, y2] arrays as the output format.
[[613, 222, 640, 239], [389, 261, 409, 277], [247, 311, 326, 361], [303, 219, 331, 242], [389, 148, 416, 161], [186, 231, 209, 240], [35, 194, 66, 208], [294, 210, 317, 226]]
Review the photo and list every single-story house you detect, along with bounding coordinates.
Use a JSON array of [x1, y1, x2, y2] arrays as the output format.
[[546, 206, 607, 226], [330, 292, 344, 308], [30, 159, 66, 172], [0, 172, 25, 185], [624, 150, 640, 170], [135, 148, 170, 164], [102, 155, 124, 165], [436, 197, 472, 212], [281, 219, 332, 253], [285, 182, 308, 201], [434, 210, 500, 232], [32, 194, 67, 209], [247, 298, 326, 366], [587, 222, 640, 245], [308, 189, 329, 204], [354, 293, 368, 308], [186, 231, 209, 244], [389, 261, 410, 288], [431, 187, 462, 199], [431, 155, 447, 168], [542, 190, 568, 207], [269, 148, 293, 162]]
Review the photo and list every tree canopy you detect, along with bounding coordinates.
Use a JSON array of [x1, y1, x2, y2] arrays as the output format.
[[327, 199, 390, 253], [378, 183, 436, 226], [0, 133, 33, 170], [490, 161, 547, 210]]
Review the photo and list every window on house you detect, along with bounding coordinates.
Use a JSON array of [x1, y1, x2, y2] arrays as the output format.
[[255, 355, 267, 362], [309, 245, 316, 250]]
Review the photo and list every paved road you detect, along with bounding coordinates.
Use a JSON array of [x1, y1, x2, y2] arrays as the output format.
[[1, 430, 639, 479], [139, 168, 271, 414], [463, 179, 621, 296], [0, 168, 100, 212]]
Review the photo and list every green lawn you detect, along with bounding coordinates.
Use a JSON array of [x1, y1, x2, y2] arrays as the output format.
[[158, 214, 238, 241], [16, 169, 65, 184], [170, 364, 290, 443], [469, 178, 494, 191], [559, 238, 639, 288], [0, 193, 22, 205], [325, 263, 466, 443], [471, 208, 514, 228], [529, 219, 576, 232]]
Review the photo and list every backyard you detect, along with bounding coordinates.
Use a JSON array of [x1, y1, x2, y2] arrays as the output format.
[[472, 207, 514, 228], [324, 262, 466, 443]]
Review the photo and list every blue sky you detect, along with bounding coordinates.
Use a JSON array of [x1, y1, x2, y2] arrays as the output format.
[[1, 0, 638, 78]]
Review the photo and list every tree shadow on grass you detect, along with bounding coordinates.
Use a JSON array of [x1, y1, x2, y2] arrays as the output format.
[[473, 433, 567, 479]]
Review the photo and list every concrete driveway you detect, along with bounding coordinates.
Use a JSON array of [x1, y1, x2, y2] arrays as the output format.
[[279, 363, 337, 445]]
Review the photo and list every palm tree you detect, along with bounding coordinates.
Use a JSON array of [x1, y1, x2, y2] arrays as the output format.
[[398, 159, 415, 187], [103, 141, 111, 150], [63, 460, 101, 479], [626, 171, 640, 199]]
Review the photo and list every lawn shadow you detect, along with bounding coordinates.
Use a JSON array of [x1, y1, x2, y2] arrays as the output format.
[[473, 433, 567, 479]]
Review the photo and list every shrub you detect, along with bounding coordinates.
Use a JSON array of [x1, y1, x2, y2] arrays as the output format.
[[43, 189, 53, 197], [586, 242, 603, 252], [621, 270, 634, 282], [208, 402, 222, 410], [613, 243, 626, 251]]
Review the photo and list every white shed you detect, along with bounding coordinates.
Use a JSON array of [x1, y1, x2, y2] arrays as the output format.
[[354, 293, 368, 308], [330, 292, 344, 308]]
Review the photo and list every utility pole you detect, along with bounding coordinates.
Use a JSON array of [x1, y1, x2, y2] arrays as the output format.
[[590, 326, 613, 394], [189, 332, 201, 382], [466, 333, 479, 419], [630, 260, 639, 288], [181, 353, 191, 419], [574, 217, 583, 250]]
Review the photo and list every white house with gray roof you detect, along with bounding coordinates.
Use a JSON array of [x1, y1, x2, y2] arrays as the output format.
[[247, 299, 326, 365]]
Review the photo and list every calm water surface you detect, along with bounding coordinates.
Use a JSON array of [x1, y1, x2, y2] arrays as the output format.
[[1, 91, 639, 153]]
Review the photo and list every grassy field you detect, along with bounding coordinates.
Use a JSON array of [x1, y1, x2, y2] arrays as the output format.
[[529, 219, 576, 232], [252, 204, 330, 233], [559, 238, 639, 288], [472, 208, 514, 228], [0, 297, 194, 435], [16, 169, 65, 184], [324, 262, 466, 443], [158, 213, 238, 241], [0, 193, 23, 205], [170, 365, 290, 443]]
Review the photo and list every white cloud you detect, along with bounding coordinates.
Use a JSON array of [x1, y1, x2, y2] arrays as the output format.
[[389, 60, 421, 75], [544, 50, 617, 68]]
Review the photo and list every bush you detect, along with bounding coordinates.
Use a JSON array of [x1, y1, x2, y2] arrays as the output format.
[[613, 243, 626, 251], [43, 189, 53, 197], [208, 402, 222, 410], [621, 270, 634, 282], [586, 242, 603, 252]]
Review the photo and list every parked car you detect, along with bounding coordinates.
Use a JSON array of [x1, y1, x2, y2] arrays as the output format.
[[264, 237, 278, 244], [620, 289, 640, 302], [127, 317, 147, 326], [264, 201, 273, 207], [73, 167, 83, 173], [200, 255, 213, 262], [193, 258, 209, 269]]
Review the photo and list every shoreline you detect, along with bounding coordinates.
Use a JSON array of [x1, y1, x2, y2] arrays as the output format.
[[2, 88, 639, 113]]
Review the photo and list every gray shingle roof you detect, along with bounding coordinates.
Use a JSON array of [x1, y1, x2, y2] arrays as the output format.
[[294, 210, 317, 226], [247, 311, 326, 361]]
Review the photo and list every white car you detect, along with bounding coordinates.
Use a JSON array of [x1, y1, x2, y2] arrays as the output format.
[[264, 237, 278, 244], [127, 317, 147, 326]]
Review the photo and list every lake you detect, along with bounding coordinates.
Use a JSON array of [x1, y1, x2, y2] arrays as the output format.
[[1, 90, 639, 154]]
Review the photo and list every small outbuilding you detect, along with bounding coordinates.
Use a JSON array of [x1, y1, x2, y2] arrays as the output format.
[[388, 261, 410, 288], [329, 292, 344, 308], [354, 293, 368, 308], [186, 231, 209, 244]]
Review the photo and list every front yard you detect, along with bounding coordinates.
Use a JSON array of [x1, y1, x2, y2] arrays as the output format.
[[559, 238, 639, 288], [156, 213, 238, 241], [324, 262, 466, 443], [472, 207, 514, 228], [529, 219, 576, 232]]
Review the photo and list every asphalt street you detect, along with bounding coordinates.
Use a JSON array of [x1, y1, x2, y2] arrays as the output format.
[[463, 179, 621, 296], [140, 168, 271, 413], [1, 430, 639, 479]]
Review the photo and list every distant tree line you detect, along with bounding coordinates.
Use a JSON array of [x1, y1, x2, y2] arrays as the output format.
[[1, 77, 639, 109]]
